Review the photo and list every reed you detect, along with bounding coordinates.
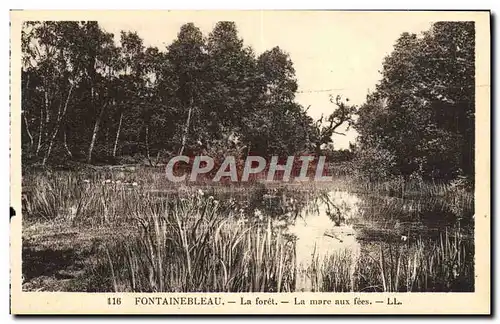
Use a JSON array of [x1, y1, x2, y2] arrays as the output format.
[[90, 193, 295, 292], [22, 169, 474, 293], [362, 227, 473, 292]]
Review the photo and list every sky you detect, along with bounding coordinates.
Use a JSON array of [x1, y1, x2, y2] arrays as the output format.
[[98, 11, 438, 149]]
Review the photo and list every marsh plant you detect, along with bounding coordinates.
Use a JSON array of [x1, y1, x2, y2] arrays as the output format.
[[22, 170, 474, 293], [90, 192, 296, 292]]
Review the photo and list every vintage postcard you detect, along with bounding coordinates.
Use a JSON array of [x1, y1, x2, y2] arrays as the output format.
[[10, 10, 491, 315]]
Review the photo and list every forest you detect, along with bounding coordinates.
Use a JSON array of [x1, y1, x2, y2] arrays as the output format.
[[21, 20, 475, 183]]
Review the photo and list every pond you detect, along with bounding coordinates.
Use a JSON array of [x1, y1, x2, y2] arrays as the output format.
[[215, 186, 474, 292], [34, 177, 472, 293]]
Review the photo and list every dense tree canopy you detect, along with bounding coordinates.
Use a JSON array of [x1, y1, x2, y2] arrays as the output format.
[[22, 21, 352, 167], [355, 21, 475, 181], [21, 20, 475, 184]]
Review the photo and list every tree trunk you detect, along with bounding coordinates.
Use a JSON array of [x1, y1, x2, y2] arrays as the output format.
[[178, 99, 193, 156], [154, 150, 161, 166], [63, 130, 72, 158], [315, 142, 322, 156], [145, 125, 151, 165], [42, 128, 57, 166], [87, 104, 105, 164], [36, 96, 45, 155], [42, 83, 74, 165], [112, 112, 123, 157], [23, 112, 34, 149], [22, 74, 34, 150], [44, 84, 50, 139]]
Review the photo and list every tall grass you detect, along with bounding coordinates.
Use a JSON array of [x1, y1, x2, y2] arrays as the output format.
[[354, 228, 473, 292], [86, 198, 473, 293], [91, 193, 295, 292], [23, 169, 474, 292], [23, 171, 145, 225], [319, 249, 357, 292]]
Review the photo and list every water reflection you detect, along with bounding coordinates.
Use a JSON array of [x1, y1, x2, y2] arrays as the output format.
[[288, 191, 361, 292], [146, 185, 473, 292], [243, 188, 472, 292]]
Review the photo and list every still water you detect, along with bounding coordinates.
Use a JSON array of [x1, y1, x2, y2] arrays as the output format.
[[241, 188, 473, 292]]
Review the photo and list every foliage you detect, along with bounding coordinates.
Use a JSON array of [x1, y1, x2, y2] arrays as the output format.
[[22, 21, 348, 166], [355, 22, 475, 182]]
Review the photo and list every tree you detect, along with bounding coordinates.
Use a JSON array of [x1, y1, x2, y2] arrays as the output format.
[[205, 22, 259, 143], [21, 21, 86, 165], [80, 22, 120, 163], [239, 46, 313, 157], [21, 20, 327, 167], [165, 23, 208, 156], [311, 95, 357, 155], [355, 21, 475, 181]]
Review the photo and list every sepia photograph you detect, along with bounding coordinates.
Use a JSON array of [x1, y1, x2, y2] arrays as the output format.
[[10, 10, 490, 314]]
